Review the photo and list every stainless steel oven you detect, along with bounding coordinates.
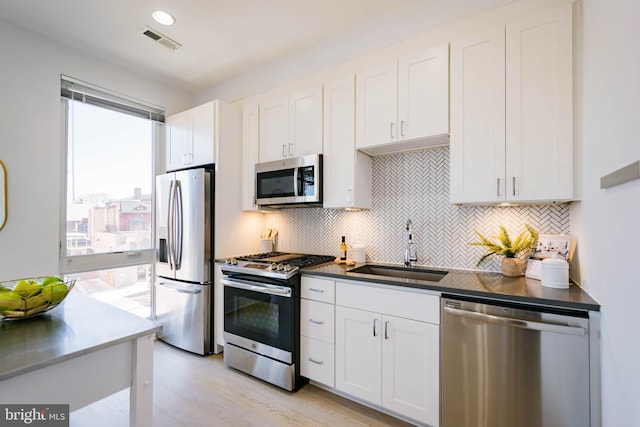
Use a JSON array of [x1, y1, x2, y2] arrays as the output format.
[[221, 252, 334, 391], [255, 154, 322, 208]]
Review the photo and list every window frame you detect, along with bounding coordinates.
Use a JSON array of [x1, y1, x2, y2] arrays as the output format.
[[59, 77, 164, 275]]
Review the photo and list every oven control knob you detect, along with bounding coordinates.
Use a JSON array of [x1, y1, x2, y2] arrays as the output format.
[[283, 264, 292, 272], [225, 258, 238, 265], [276, 263, 285, 271], [269, 263, 277, 271]]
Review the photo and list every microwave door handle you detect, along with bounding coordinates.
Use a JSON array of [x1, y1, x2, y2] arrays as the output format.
[[293, 167, 299, 197]]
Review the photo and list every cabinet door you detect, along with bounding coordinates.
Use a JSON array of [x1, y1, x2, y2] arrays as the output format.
[[242, 102, 259, 211], [382, 315, 440, 427], [398, 44, 449, 141], [289, 86, 323, 157], [191, 102, 215, 166], [259, 96, 289, 162], [323, 76, 372, 209], [166, 110, 191, 171], [450, 28, 506, 204], [355, 62, 398, 150], [505, 4, 573, 202], [335, 306, 382, 405]]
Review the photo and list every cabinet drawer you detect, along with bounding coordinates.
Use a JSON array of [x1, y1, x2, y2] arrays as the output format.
[[300, 299, 335, 343], [301, 276, 335, 303], [300, 336, 335, 387], [336, 281, 440, 324]]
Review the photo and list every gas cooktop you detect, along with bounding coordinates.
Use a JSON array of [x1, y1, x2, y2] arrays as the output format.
[[237, 252, 335, 267], [222, 252, 335, 280]]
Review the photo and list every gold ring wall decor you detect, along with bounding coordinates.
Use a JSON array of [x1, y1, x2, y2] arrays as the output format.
[[0, 160, 6, 231]]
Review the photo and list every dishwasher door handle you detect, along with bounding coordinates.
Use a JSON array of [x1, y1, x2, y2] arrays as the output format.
[[443, 306, 586, 336]]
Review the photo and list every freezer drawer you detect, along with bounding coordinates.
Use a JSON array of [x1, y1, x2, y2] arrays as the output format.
[[154, 277, 212, 355], [441, 297, 590, 427]]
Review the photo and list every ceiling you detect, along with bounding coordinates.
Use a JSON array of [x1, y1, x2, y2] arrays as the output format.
[[0, 0, 514, 94]]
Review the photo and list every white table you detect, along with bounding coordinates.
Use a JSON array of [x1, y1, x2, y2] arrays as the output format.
[[0, 293, 161, 427]]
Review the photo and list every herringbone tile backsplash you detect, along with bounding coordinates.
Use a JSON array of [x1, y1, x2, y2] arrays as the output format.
[[264, 146, 570, 273]]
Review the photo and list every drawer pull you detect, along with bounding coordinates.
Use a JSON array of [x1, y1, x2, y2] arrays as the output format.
[[309, 318, 324, 325], [308, 288, 324, 293], [308, 357, 324, 365]]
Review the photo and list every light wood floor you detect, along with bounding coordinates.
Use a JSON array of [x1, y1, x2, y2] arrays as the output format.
[[71, 339, 414, 427]]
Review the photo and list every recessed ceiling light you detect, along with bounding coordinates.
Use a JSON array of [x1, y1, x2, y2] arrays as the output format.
[[152, 10, 175, 26]]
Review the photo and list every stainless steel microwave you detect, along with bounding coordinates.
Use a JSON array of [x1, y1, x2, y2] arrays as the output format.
[[255, 154, 322, 208]]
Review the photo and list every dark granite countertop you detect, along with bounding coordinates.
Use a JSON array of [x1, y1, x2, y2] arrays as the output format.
[[301, 262, 600, 312], [0, 292, 161, 381]]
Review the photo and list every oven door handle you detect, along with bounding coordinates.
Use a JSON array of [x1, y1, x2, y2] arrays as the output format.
[[222, 278, 292, 297]]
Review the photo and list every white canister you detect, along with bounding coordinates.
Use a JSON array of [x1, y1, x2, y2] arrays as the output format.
[[352, 244, 366, 263], [541, 258, 569, 289], [259, 239, 273, 253]]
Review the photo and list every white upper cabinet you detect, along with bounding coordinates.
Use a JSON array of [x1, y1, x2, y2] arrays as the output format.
[[398, 47, 450, 142], [505, 4, 574, 202], [166, 101, 215, 171], [242, 102, 260, 211], [355, 62, 398, 151], [450, 28, 506, 204], [323, 76, 372, 209], [450, 4, 574, 204], [259, 86, 323, 162], [356, 44, 449, 156]]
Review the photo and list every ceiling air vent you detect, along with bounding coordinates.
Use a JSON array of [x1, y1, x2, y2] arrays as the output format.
[[139, 26, 182, 50]]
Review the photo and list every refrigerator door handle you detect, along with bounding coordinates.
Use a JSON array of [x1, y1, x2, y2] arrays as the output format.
[[167, 180, 176, 271], [174, 180, 183, 270], [156, 280, 202, 294]]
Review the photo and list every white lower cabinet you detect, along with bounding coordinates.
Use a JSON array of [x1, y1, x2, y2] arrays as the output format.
[[335, 281, 440, 427]]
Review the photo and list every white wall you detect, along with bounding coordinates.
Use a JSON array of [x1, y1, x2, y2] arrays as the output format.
[[572, 0, 640, 425], [0, 18, 192, 281]]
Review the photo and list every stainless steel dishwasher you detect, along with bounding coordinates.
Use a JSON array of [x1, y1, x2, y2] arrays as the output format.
[[441, 296, 591, 427]]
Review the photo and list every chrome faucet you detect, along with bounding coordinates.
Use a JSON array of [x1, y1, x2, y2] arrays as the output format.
[[404, 219, 417, 267]]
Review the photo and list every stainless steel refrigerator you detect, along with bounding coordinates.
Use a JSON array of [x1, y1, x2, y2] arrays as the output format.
[[154, 167, 214, 355]]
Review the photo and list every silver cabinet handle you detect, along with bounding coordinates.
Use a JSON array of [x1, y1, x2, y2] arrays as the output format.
[[282, 144, 287, 158], [289, 143, 294, 156], [308, 288, 324, 293], [309, 318, 324, 325], [512, 176, 517, 196], [373, 318, 378, 337], [443, 306, 586, 336], [496, 177, 501, 197], [384, 321, 390, 339], [390, 122, 395, 139], [308, 357, 324, 365], [400, 120, 405, 137]]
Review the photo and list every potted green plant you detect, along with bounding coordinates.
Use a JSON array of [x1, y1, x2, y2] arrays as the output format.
[[469, 224, 538, 277]]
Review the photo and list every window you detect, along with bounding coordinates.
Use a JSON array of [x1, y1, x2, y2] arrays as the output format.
[[60, 76, 164, 318]]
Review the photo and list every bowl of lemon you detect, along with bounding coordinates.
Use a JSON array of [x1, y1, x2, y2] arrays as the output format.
[[0, 276, 76, 320]]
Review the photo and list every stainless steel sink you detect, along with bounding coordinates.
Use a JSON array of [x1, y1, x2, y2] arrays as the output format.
[[348, 264, 448, 282]]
